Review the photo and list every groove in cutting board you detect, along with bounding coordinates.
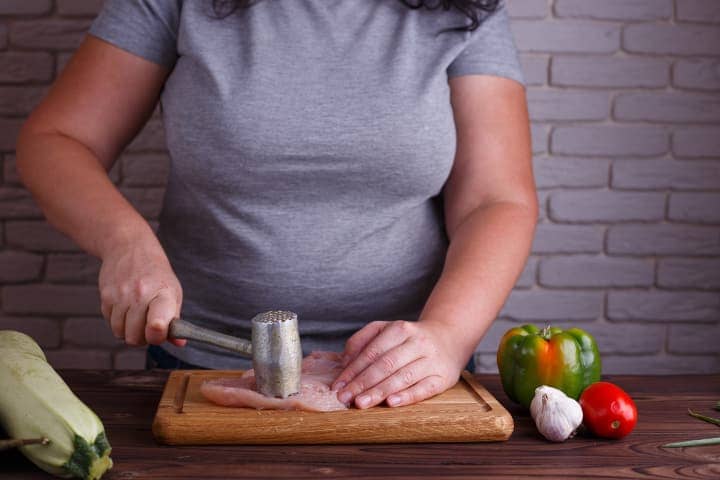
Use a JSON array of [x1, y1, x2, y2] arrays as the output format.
[[172, 373, 190, 414], [153, 370, 514, 445]]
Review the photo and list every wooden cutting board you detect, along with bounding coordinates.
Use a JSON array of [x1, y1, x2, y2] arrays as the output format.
[[152, 370, 514, 445]]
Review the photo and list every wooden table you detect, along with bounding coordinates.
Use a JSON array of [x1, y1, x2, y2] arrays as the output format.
[[2, 371, 719, 479]]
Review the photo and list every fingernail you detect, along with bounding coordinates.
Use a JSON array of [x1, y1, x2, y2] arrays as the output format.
[[387, 395, 400, 407], [334, 381, 346, 391], [356, 395, 370, 409], [338, 391, 352, 404]]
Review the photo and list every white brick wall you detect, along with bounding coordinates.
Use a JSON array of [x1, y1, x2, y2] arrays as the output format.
[[478, 0, 720, 375], [0, 0, 718, 374]]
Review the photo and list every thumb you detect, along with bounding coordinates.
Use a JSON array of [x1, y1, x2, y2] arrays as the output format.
[[145, 290, 183, 346]]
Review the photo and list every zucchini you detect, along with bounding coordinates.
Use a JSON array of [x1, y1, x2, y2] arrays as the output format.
[[0, 330, 113, 479]]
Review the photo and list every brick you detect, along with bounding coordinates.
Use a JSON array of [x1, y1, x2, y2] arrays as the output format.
[[507, 0, 549, 19], [536, 190, 549, 222], [540, 256, 654, 288], [668, 193, 720, 224], [511, 20, 620, 54], [615, 92, 720, 123], [555, 0, 673, 20], [0, 52, 54, 83], [552, 125, 668, 157], [624, 24, 720, 56], [46, 253, 101, 284], [608, 224, 720, 256], [0, 85, 47, 115], [122, 153, 170, 187], [0, 316, 61, 348], [530, 123, 549, 154], [552, 56, 669, 88], [668, 325, 720, 354], [473, 353, 499, 374], [601, 355, 720, 375], [534, 157, 609, 189], [1, 155, 17, 183], [658, 258, 720, 289], [126, 119, 167, 152], [45, 349, 112, 369], [519, 54, 548, 86], [476, 319, 522, 353], [0, 118, 23, 151], [0, 187, 44, 219], [56, 52, 73, 74], [114, 348, 147, 370], [120, 187, 164, 219], [10, 20, 92, 51], [676, 0, 720, 23], [674, 127, 720, 158], [2, 284, 101, 315], [549, 191, 665, 223], [500, 290, 604, 321], [673, 60, 720, 91], [0, 250, 43, 283], [612, 159, 720, 190], [0, 0, 52, 15], [515, 257, 537, 288], [5, 220, 81, 251], [608, 291, 720, 322], [588, 323, 665, 354], [527, 89, 609, 121], [532, 224, 604, 254], [64, 317, 122, 347], [57, 0, 105, 16]]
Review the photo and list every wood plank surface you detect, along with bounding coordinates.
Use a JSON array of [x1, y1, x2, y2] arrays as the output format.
[[2, 372, 719, 479], [152, 370, 514, 444]]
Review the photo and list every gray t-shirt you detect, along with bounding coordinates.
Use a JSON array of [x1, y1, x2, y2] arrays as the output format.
[[89, 0, 523, 368]]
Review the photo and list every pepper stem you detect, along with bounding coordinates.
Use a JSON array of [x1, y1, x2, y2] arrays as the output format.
[[540, 325, 551, 340], [0, 437, 49, 451]]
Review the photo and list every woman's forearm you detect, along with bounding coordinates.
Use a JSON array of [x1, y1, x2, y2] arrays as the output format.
[[418, 200, 537, 359], [16, 130, 160, 259]]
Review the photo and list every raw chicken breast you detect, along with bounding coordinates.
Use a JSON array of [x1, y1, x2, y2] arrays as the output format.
[[200, 351, 348, 412]]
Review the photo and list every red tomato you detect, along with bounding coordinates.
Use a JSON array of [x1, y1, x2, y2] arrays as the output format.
[[579, 382, 638, 439]]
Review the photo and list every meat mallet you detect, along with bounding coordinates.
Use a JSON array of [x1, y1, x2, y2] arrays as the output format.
[[168, 310, 302, 398]]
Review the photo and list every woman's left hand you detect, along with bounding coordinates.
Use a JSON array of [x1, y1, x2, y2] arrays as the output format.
[[331, 320, 467, 409]]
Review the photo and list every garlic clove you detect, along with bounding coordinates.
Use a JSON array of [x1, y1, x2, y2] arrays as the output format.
[[530, 385, 584, 442]]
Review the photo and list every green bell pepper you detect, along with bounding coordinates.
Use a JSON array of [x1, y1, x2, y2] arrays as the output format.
[[496, 324, 601, 409]]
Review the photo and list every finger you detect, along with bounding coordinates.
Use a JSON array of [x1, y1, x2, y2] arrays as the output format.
[[145, 290, 178, 345], [384, 375, 446, 408], [124, 302, 149, 346], [100, 301, 112, 323], [341, 320, 389, 366], [336, 340, 421, 405], [109, 303, 128, 339], [353, 358, 428, 409], [334, 322, 412, 395]]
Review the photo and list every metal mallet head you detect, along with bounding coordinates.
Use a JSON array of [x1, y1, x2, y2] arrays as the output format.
[[251, 310, 302, 399], [168, 310, 303, 398]]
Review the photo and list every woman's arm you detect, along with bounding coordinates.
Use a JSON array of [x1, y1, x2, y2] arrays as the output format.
[[16, 36, 184, 346], [333, 75, 537, 408]]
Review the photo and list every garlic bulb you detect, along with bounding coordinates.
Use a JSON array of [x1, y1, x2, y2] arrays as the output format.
[[530, 385, 583, 442]]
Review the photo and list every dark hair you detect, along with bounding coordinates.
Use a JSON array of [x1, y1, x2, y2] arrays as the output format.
[[212, 0, 501, 31]]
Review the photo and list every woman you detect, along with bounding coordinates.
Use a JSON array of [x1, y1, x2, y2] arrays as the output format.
[[16, 0, 537, 409]]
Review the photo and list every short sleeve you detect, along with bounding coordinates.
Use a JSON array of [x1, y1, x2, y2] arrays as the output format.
[[447, 4, 524, 85], [88, 0, 181, 68]]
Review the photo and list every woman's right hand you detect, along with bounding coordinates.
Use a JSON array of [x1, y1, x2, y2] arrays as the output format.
[[99, 236, 185, 347]]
